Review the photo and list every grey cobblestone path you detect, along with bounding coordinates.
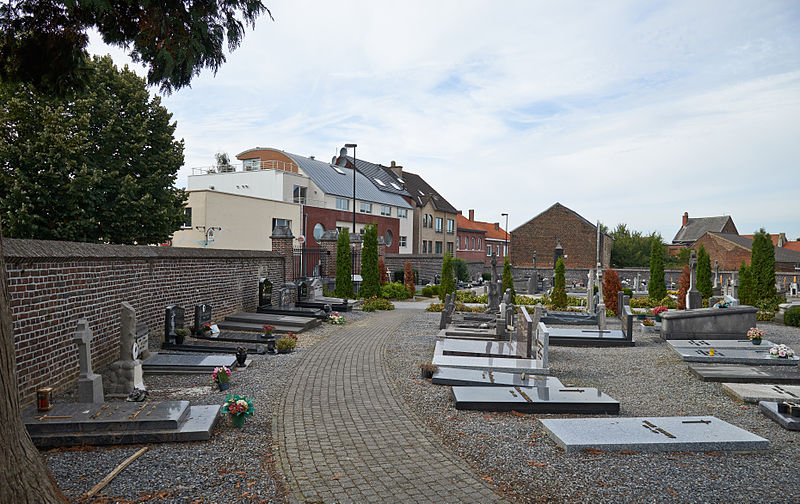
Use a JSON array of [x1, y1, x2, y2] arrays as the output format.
[[273, 309, 506, 503]]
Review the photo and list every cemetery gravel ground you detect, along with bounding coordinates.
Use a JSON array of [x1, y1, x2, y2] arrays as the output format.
[[42, 311, 371, 504], [40, 309, 800, 503], [385, 314, 800, 504]]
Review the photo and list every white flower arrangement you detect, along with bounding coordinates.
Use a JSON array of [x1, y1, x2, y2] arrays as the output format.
[[769, 344, 795, 359]]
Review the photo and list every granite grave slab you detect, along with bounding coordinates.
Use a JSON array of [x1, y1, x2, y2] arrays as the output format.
[[217, 311, 320, 333], [432, 341, 549, 374], [23, 401, 220, 447], [758, 401, 800, 431], [689, 364, 800, 384], [142, 353, 237, 375], [453, 385, 619, 414], [160, 340, 268, 354], [667, 339, 775, 349], [541, 416, 769, 453], [722, 383, 800, 404], [546, 327, 634, 347], [431, 367, 561, 388], [673, 347, 799, 366], [441, 339, 523, 358]]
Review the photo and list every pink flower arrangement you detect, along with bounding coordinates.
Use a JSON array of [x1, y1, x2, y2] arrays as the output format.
[[652, 306, 668, 316], [211, 366, 231, 383], [747, 327, 765, 340]]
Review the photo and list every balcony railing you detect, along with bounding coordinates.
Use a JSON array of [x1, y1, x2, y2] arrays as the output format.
[[191, 159, 299, 176]]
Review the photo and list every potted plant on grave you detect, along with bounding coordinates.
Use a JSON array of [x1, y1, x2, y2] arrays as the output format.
[[210, 366, 232, 391], [126, 388, 149, 402], [327, 312, 345, 325], [236, 346, 248, 366], [222, 394, 255, 428], [276, 333, 297, 354], [769, 344, 795, 359], [262, 324, 275, 337], [652, 306, 668, 322], [747, 327, 765, 346], [174, 328, 189, 345]]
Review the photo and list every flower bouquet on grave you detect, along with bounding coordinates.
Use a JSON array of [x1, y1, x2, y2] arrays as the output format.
[[769, 344, 795, 359], [327, 312, 345, 325], [262, 324, 275, 337], [642, 318, 655, 327], [126, 388, 149, 402], [210, 366, 232, 390], [276, 332, 297, 353], [201, 323, 213, 336], [747, 327, 765, 345], [222, 394, 254, 428]]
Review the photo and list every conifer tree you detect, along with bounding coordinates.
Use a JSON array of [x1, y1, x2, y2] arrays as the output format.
[[677, 264, 690, 310], [739, 261, 753, 306], [751, 229, 776, 303], [439, 253, 455, 302], [648, 237, 667, 301], [552, 257, 567, 309], [334, 228, 354, 299], [359, 224, 380, 299], [404, 260, 415, 297], [502, 256, 516, 303], [696, 244, 713, 299]]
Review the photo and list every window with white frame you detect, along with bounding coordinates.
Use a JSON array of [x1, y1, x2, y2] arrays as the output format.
[[243, 158, 260, 171], [398, 208, 408, 218], [435, 217, 443, 233], [293, 185, 307, 204], [381, 205, 391, 216], [182, 208, 192, 228], [336, 198, 349, 211], [456, 236, 460, 249], [471, 237, 475, 250], [360, 201, 372, 213], [487, 244, 492, 256], [446, 219, 454, 234], [478, 238, 482, 250], [399, 236, 407, 248]]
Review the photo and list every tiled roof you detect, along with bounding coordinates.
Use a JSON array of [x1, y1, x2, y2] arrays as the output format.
[[339, 156, 411, 197], [673, 216, 734, 244], [399, 171, 459, 214], [279, 151, 411, 209], [709, 233, 800, 263], [457, 214, 506, 240], [783, 241, 800, 253], [741, 233, 783, 246]]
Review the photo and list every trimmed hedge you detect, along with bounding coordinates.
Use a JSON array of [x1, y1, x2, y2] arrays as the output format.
[[785, 306, 800, 327]]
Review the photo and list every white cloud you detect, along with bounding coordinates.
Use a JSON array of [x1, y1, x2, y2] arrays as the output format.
[[87, 0, 800, 242]]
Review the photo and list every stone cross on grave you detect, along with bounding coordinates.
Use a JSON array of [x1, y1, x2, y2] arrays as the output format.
[[73, 319, 104, 403], [686, 249, 702, 309], [713, 260, 722, 296]]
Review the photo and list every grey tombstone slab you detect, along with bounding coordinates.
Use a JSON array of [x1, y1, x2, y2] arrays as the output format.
[[452, 385, 619, 414], [667, 339, 775, 349], [72, 319, 104, 403], [432, 341, 549, 374], [441, 338, 523, 358], [541, 416, 769, 453], [431, 367, 561, 387], [259, 277, 273, 307], [108, 302, 145, 395], [142, 353, 237, 374], [164, 305, 186, 345], [546, 326, 633, 347], [689, 364, 800, 384], [673, 347, 800, 366], [722, 383, 800, 404], [758, 401, 800, 431], [23, 400, 221, 447]]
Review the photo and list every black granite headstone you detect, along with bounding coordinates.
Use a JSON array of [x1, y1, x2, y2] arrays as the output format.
[[164, 305, 186, 344], [259, 278, 272, 307], [194, 304, 212, 335]]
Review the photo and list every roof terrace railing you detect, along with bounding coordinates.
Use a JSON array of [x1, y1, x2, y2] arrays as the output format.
[[191, 159, 299, 176]]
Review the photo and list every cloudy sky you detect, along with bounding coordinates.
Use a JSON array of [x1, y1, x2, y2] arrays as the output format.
[[90, 0, 800, 242]]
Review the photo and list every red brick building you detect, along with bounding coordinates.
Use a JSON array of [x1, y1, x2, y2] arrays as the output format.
[[510, 202, 611, 268], [691, 232, 800, 272], [456, 210, 508, 264]]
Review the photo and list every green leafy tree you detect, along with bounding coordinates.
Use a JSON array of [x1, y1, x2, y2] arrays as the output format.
[[359, 224, 380, 299], [751, 229, 776, 302], [648, 236, 667, 301], [403, 260, 415, 296], [453, 257, 469, 282], [0, 56, 186, 244], [334, 228, 354, 299], [739, 260, 753, 306], [552, 257, 567, 309], [502, 256, 516, 303], [696, 244, 713, 299], [609, 223, 655, 267], [0, 0, 272, 94], [439, 252, 455, 302]]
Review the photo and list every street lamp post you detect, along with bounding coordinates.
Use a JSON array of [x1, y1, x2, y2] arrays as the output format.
[[345, 143, 357, 232], [501, 213, 508, 258]]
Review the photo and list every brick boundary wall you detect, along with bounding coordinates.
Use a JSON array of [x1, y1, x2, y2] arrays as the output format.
[[384, 254, 443, 285], [3, 238, 284, 406]]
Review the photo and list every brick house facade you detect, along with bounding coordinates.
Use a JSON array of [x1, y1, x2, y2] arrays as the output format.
[[692, 232, 800, 272], [510, 202, 611, 269], [456, 210, 508, 264], [304, 206, 400, 253]]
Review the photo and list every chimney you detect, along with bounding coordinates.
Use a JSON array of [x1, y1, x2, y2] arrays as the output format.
[[682, 212, 689, 227], [468, 209, 475, 221], [494, 222, 499, 231], [390, 160, 403, 177]]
